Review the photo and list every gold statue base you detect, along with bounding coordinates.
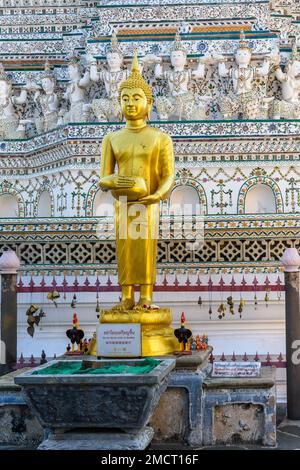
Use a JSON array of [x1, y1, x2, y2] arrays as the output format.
[[90, 307, 177, 357]]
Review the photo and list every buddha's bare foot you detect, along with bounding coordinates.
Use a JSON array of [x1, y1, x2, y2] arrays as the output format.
[[134, 298, 152, 310], [112, 298, 135, 311]]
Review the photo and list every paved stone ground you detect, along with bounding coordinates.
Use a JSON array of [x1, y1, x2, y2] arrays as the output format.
[[150, 404, 300, 450]]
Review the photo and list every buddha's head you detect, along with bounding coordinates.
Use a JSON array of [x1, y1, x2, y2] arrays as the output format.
[[120, 87, 149, 120], [119, 51, 153, 121]]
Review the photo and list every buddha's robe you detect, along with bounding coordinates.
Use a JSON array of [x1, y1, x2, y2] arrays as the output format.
[[101, 125, 174, 286]]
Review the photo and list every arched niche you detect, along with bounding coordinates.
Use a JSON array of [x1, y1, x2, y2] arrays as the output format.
[[0, 194, 19, 218], [93, 190, 115, 217], [238, 176, 283, 214], [169, 185, 202, 216], [37, 190, 53, 217], [244, 184, 277, 214]]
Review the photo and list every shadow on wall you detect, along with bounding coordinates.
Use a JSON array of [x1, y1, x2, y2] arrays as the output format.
[[245, 184, 277, 214], [0, 194, 19, 218]]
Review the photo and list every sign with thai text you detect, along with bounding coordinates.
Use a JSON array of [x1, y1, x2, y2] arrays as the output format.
[[212, 361, 261, 378], [97, 323, 141, 357]]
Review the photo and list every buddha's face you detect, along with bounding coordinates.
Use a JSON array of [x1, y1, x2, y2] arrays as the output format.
[[235, 48, 251, 66], [121, 87, 150, 120], [107, 52, 123, 70], [41, 77, 55, 94], [170, 50, 187, 69]]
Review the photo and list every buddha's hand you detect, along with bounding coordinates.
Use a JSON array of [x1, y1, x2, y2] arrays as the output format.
[[116, 175, 136, 188], [138, 193, 161, 205], [99, 175, 135, 190]]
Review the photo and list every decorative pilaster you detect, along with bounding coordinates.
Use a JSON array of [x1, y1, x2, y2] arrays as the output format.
[[281, 247, 300, 419], [0, 250, 21, 372]]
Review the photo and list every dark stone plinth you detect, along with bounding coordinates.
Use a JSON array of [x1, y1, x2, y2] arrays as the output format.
[[284, 271, 300, 420], [151, 348, 212, 447], [0, 369, 43, 448], [15, 358, 175, 450], [202, 366, 277, 447], [1, 273, 17, 369]]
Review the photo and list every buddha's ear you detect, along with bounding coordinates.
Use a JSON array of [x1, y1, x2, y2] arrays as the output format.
[[147, 100, 153, 121]]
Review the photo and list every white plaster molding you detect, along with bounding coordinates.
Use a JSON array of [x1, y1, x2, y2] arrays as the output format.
[[281, 248, 300, 272], [0, 249, 21, 274]]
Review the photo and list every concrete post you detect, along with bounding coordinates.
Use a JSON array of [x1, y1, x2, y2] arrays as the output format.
[[0, 250, 21, 372], [281, 247, 300, 419]]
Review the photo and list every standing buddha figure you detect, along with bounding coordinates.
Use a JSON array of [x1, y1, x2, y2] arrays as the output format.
[[99, 51, 177, 355], [100, 51, 174, 310]]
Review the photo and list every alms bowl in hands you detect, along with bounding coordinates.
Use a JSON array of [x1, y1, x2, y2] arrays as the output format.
[[112, 176, 148, 202]]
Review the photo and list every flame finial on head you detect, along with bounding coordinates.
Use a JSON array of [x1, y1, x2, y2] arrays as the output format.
[[131, 49, 140, 73]]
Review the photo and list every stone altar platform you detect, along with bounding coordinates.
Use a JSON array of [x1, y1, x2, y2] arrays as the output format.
[[0, 351, 277, 449], [0, 368, 43, 448], [151, 348, 212, 446], [151, 354, 276, 447], [202, 366, 277, 447], [14, 357, 175, 450]]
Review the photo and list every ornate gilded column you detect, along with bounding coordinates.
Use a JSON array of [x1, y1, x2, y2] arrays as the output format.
[[0, 250, 21, 372], [281, 248, 300, 419]]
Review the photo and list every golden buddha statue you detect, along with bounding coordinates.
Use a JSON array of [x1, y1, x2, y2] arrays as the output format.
[[97, 51, 177, 356]]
